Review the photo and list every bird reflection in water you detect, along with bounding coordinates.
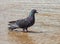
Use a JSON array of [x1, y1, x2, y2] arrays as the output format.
[[8, 31, 35, 44]]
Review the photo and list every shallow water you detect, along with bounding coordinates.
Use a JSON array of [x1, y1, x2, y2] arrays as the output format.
[[0, 0, 60, 44]]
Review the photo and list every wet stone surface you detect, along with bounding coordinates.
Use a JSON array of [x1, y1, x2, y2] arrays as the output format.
[[0, 0, 60, 44]]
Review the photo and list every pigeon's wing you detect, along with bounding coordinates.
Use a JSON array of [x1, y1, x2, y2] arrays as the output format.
[[16, 19, 30, 28]]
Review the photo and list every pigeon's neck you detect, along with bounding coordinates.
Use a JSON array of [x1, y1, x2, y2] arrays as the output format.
[[29, 12, 35, 21], [29, 12, 35, 17]]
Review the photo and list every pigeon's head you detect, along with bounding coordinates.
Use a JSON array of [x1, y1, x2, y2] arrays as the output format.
[[31, 9, 38, 13], [29, 9, 38, 16]]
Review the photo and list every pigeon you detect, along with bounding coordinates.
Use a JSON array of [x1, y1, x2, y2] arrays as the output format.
[[8, 9, 38, 32]]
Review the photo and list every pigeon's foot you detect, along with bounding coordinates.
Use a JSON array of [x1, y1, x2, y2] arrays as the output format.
[[23, 29, 25, 32], [26, 28, 28, 32], [26, 30, 29, 32], [22, 29, 28, 32]]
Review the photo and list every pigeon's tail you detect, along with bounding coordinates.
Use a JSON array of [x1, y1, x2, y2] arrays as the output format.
[[9, 21, 16, 23], [8, 22, 19, 29], [8, 24, 10, 25]]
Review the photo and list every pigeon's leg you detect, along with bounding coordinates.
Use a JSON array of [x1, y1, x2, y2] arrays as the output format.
[[23, 28, 25, 32], [26, 28, 28, 32]]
